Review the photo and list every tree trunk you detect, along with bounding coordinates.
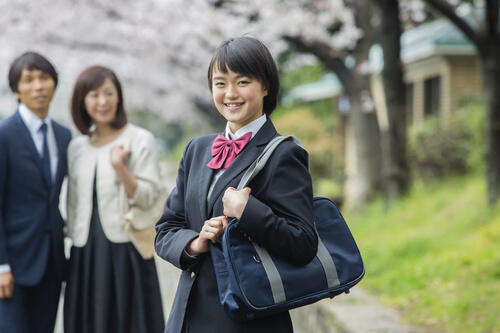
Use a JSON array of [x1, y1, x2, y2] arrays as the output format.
[[377, 0, 409, 206], [283, 3, 382, 209], [478, 44, 500, 205], [344, 89, 382, 210], [340, 1, 382, 210]]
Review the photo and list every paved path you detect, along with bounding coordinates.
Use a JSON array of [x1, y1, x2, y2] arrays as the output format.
[[305, 288, 438, 333], [55, 254, 437, 333]]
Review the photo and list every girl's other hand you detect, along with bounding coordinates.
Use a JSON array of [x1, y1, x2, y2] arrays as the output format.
[[186, 216, 228, 255]]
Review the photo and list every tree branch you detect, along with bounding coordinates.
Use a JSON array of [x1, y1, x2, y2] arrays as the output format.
[[486, 0, 500, 38], [282, 35, 353, 89], [423, 0, 479, 46]]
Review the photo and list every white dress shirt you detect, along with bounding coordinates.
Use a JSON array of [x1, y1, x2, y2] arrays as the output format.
[[208, 114, 268, 202], [0, 104, 59, 274], [19, 103, 59, 180], [225, 114, 267, 140]]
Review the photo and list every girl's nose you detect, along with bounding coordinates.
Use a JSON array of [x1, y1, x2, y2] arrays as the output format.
[[226, 84, 237, 98]]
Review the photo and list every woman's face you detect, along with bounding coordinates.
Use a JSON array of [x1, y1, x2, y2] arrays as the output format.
[[211, 67, 267, 133], [84, 77, 119, 128]]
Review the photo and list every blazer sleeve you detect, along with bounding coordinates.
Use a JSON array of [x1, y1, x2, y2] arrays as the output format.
[[235, 142, 318, 266], [155, 140, 202, 272], [0, 129, 9, 265], [128, 129, 161, 209]]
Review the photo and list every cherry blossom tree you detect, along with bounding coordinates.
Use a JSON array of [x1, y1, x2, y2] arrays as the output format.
[[1, 0, 413, 208], [206, 0, 385, 209]]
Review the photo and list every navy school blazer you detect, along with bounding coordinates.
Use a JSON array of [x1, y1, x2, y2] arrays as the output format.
[[0, 111, 71, 286], [155, 119, 318, 333]]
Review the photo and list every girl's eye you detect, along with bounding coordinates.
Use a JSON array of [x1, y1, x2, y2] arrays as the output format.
[[238, 80, 249, 85], [214, 82, 224, 87], [88, 92, 98, 98]]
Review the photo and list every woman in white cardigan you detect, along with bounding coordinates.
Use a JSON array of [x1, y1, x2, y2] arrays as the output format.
[[64, 65, 164, 333]]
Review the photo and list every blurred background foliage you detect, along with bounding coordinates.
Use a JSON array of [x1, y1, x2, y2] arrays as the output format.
[[408, 99, 485, 180], [273, 63, 344, 199], [273, 108, 344, 199]]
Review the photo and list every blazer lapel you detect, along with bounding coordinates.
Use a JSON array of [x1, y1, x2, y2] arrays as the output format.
[[206, 120, 278, 216], [50, 121, 66, 201], [196, 142, 215, 221], [13, 111, 49, 189]]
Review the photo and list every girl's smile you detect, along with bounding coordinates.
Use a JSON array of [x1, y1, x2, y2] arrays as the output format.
[[212, 67, 267, 133]]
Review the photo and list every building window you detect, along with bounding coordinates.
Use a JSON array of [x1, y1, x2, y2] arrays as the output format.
[[424, 76, 440, 117]]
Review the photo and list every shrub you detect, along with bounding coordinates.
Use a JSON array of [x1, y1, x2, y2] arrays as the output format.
[[272, 108, 344, 197], [408, 101, 485, 179]]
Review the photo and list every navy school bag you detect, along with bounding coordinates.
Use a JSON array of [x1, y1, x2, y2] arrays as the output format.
[[209, 135, 365, 321]]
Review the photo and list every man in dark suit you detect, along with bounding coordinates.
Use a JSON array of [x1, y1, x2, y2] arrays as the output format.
[[0, 52, 72, 333]]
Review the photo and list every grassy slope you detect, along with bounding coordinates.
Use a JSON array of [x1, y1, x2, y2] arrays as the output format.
[[346, 173, 500, 332]]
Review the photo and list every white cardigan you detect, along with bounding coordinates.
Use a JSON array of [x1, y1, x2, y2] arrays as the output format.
[[66, 124, 162, 246]]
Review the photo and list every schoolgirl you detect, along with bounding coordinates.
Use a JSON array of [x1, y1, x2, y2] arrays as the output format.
[[155, 36, 318, 333]]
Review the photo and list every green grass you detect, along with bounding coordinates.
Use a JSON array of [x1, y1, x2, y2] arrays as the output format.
[[346, 173, 500, 333]]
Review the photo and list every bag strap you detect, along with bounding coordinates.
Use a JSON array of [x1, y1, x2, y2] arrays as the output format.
[[236, 135, 301, 190], [233, 135, 340, 303]]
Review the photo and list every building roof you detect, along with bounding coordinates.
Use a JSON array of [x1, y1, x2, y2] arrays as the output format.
[[400, 18, 476, 64], [284, 18, 476, 103], [282, 72, 341, 106]]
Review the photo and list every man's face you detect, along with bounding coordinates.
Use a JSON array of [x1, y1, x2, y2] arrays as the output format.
[[14, 67, 56, 119]]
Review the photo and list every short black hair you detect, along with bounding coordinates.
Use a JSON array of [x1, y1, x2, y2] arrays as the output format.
[[8, 52, 58, 93], [208, 36, 280, 116], [71, 65, 127, 135]]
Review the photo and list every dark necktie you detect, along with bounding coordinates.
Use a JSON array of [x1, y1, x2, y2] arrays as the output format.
[[40, 123, 52, 188], [206, 132, 252, 169]]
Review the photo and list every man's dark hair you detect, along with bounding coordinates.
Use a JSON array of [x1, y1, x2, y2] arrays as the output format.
[[8, 51, 58, 93]]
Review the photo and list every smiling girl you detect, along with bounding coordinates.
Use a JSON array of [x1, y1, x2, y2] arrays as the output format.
[[155, 37, 318, 333]]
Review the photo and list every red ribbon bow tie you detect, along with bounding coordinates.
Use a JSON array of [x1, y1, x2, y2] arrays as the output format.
[[206, 132, 252, 169]]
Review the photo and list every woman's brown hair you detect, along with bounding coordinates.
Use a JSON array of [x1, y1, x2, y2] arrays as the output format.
[[71, 65, 127, 134]]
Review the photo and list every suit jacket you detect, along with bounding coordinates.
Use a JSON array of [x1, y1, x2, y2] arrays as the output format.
[[155, 119, 318, 333], [0, 111, 71, 286]]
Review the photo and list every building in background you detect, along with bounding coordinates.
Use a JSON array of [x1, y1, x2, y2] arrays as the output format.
[[285, 18, 482, 126]]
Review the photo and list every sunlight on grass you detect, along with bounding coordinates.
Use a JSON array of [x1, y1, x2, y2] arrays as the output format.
[[346, 174, 500, 333]]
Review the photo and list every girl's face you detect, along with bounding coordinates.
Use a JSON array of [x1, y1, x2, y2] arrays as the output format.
[[84, 77, 119, 128], [211, 67, 268, 133]]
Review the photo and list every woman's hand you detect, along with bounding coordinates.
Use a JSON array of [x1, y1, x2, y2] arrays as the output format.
[[186, 216, 228, 255], [109, 145, 137, 198], [222, 187, 251, 220], [110, 145, 131, 170]]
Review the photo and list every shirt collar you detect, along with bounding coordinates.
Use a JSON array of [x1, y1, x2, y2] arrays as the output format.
[[225, 114, 267, 140], [18, 103, 52, 133]]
